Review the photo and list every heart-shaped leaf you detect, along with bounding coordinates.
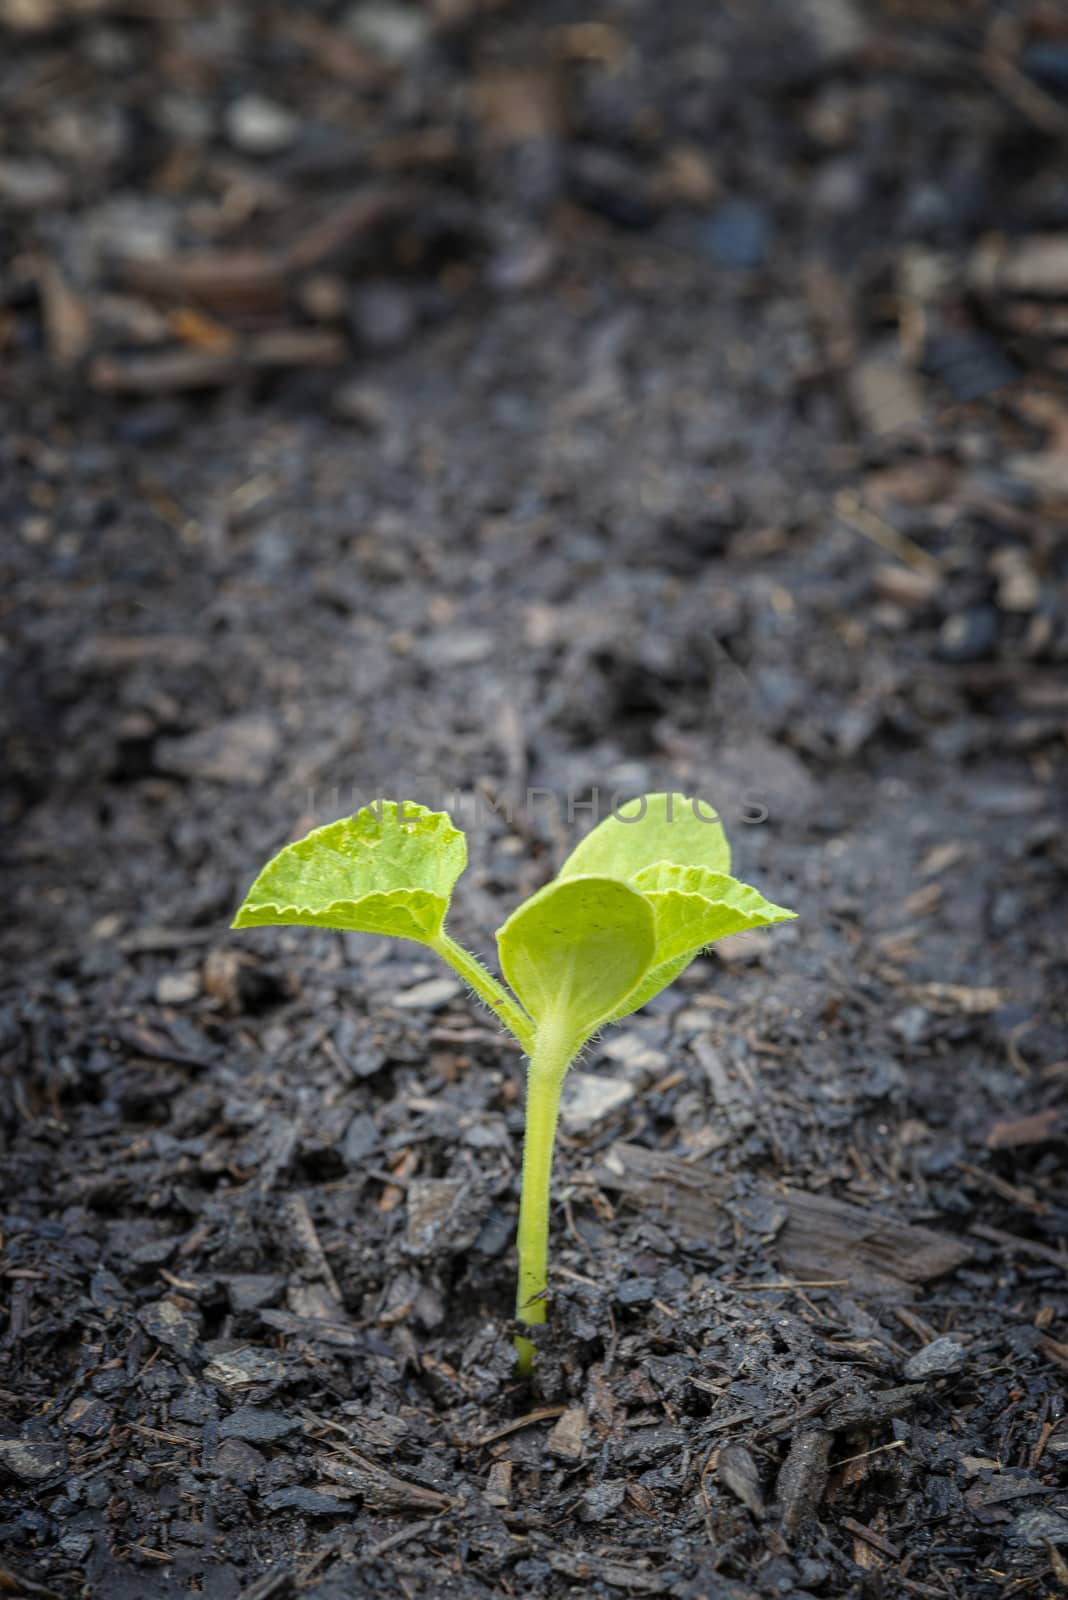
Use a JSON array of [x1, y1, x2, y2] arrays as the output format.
[[602, 864, 796, 1024], [496, 875, 656, 1045], [232, 801, 467, 945], [558, 791, 730, 883]]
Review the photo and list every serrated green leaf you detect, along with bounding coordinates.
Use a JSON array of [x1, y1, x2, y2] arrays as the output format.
[[557, 791, 731, 883], [232, 801, 467, 944], [633, 863, 796, 964], [602, 865, 796, 1024], [496, 875, 656, 1044]]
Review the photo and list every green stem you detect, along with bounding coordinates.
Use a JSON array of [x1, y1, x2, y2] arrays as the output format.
[[431, 931, 535, 1051], [514, 1022, 575, 1375]]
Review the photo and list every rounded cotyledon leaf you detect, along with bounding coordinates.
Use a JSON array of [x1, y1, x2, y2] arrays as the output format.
[[557, 792, 730, 883], [496, 875, 656, 1044], [232, 801, 467, 944], [602, 864, 797, 1025]]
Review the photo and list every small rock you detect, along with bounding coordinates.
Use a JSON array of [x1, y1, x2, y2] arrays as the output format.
[[220, 1407, 297, 1443], [90, 1266, 128, 1311], [415, 628, 495, 668], [0, 1438, 66, 1481], [990, 547, 1040, 614], [580, 1480, 626, 1521], [873, 565, 940, 609], [891, 1005, 930, 1046], [262, 1486, 348, 1515], [139, 1298, 202, 1360], [57, 1531, 93, 1561], [299, 273, 347, 323], [711, 929, 767, 966], [655, 143, 719, 207], [391, 976, 461, 1010], [937, 607, 998, 664], [617, 1276, 656, 1306], [406, 1178, 482, 1257], [156, 715, 280, 785], [559, 1072, 635, 1134], [486, 231, 556, 293], [156, 971, 201, 1006], [331, 381, 392, 430], [812, 156, 865, 214], [227, 1274, 284, 1313], [795, 1561, 829, 1592], [798, 0, 867, 63], [546, 1406, 587, 1463], [341, 1111, 378, 1166], [701, 200, 771, 268], [903, 1336, 965, 1380], [345, 0, 429, 63], [0, 155, 69, 209], [849, 342, 926, 436], [212, 1437, 264, 1484], [600, 1032, 668, 1085], [350, 281, 416, 350], [204, 1346, 287, 1389], [225, 94, 300, 155], [1011, 1508, 1068, 1547]]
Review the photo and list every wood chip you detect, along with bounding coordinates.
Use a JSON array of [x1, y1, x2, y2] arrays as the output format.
[[592, 1144, 971, 1295], [90, 330, 346, 393], [318, 1447, 454, 1512], [776, 1429, 830, 1532], [36, 257, 91, 367], [971, 234, 1068, 299], [545, 1406, 588, 1463], [716, 1442, 766, 1519], [908, 983, 1002, 1015], [986, 1108, 1062, 1149]]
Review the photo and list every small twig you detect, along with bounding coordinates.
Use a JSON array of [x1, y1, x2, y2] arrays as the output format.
[[733, 1279, 849, 1290], [127, 1422, 198, 1449], [832, 1439, 907, 1470], [834, 490, 942, 575], [0, 1568, 62, 1599], [466, 1406, 567, 1449], [971, 1222, 1067, 1268], [365, 1517, 444, 1560], [982, 17, 1068, 139], [841, 1514, 901, 1559], [129, 1545, 172, 1563]]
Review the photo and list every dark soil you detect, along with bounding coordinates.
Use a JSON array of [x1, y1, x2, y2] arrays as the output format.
[[3, 2, 1068, 1597]]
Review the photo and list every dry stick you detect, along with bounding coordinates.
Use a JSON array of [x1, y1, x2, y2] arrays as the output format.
[[467, 1407, 568, 1449], [834, 490, 942, 575], [832, 1439, 907, 1470]]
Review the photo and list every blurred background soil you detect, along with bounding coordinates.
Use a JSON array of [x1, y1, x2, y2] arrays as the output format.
[[2, 2, 1067, 1596]]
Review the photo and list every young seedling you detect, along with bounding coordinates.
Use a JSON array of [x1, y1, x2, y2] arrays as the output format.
[[232, 794, 795, 1372]]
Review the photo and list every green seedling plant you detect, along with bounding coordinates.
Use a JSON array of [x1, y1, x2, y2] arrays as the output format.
[[232, 793, 795, 1373]]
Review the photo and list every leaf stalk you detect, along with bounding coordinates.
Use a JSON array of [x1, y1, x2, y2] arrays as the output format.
[[431, 932, 535, 1051], [514, 1020, 576, 1375]]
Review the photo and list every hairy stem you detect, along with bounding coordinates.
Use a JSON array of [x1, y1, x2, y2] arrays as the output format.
[[514, 1022, 575, 1375], [431, 931, 534, 1051]]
